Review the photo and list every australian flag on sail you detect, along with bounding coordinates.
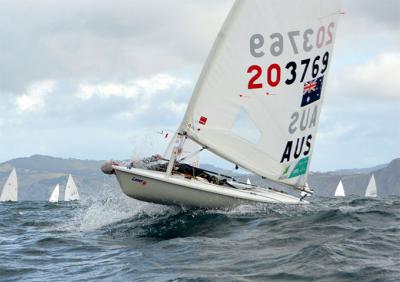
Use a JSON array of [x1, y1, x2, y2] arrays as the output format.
[[301, 76, 324, 107]]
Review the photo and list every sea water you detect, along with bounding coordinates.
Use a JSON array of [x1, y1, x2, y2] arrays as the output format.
[[0, 195, 399, 281]]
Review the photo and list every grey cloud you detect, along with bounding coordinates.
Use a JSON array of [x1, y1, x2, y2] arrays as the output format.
[[0, 0, 233, 93], [344, 0, 400, 28]]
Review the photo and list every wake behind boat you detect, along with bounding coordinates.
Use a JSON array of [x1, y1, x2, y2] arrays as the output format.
[[103, 0, 342, 209]]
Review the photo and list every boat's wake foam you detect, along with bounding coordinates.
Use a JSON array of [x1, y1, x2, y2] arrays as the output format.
[[53, 193, 400, 242], [53, 189, 177, 233]]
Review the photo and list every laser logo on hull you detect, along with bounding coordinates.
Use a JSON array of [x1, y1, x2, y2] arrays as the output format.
[[131, 177, 147, 186]]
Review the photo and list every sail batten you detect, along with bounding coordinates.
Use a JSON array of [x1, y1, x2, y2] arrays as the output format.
[[180, 0, 341, 187]]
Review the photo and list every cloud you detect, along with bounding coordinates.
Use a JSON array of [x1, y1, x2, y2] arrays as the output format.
[[77, 74, 189, 100], [331, 52, 400, 99], [344, 0, 400, 28], [0, 0, 232, 93], [15, 80, 55, 112]]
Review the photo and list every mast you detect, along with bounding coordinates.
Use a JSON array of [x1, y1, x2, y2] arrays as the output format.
[[166, 132, 186, 176]]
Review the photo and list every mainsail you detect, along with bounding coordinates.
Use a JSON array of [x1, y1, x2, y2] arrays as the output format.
[[178, 0, 341, 187], [64, 174, 80, 201], [334, 180, 345, 197], [365, 174, 377, 197], [0, 168, 18, 202], [49, 184, 60, 203]]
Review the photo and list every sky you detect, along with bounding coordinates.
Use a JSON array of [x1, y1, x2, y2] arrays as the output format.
[[0, 0, 399, 172]]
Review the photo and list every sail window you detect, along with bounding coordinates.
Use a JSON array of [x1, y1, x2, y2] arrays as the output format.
[[231, 108, 261, 144]]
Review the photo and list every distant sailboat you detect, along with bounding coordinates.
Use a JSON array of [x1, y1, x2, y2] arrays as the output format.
[[64, 174, 80, 201], [365, 174, 377, 197], [0, 168, 18, 202], [49, 184, 60, 203], [334, 180, 345, 197]]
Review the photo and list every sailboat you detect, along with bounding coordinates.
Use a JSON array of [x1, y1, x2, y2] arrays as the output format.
[[334, 180, 345, 197], [64, 174, 80, 201], [49, 184, 60, 203], [365, 174, 377, 197], [0, 168, 18, 202], [105, 0, 342, 208]]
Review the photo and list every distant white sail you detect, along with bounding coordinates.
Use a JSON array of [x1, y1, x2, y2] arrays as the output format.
[[334, 180, 345, 197], [49, 184, 60, 203], [365, 174, 377, 197], [0, 168, 18, 202], [164, 132, 201, 168], [64, 174, 80, 201], [179, 0, 341, 188], [246, 178, 251, 185]]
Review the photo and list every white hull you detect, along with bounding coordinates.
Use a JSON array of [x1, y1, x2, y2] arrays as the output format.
[[114, 166, 306, 209]]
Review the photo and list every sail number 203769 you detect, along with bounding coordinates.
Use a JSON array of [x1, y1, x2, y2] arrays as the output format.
[[246, 24, 334, 89], [247, 52, 329, 89]]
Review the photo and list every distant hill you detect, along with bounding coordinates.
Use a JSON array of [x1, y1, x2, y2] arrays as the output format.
[[0, 155, 399, 200], [0, 154, 103, 173], [325, 163, 389, 176], [0, 155, 118, 201], [308, 159, 400, 197]]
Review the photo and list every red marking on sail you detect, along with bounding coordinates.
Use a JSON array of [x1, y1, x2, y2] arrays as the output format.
[[199, 116, 208, 125]]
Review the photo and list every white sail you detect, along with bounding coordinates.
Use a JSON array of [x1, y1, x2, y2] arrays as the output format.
[[164, 132, 201, 168], [179, 0, 341, 187], [334, 180, 345, 197], [0, 168, 18, 202], [365, 174, 377, 197], [49, 184, 60, 203], [64, 174, 80, 201]]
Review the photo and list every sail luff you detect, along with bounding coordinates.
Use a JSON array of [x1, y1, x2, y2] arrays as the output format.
[[179, 0, 243, 133], [0, 168, 18, 202]]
